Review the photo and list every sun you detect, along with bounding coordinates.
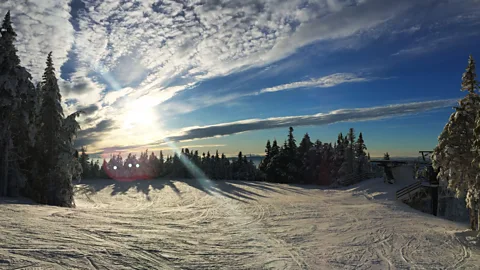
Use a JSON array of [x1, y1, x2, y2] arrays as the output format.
[[122, 97, 157, 130]]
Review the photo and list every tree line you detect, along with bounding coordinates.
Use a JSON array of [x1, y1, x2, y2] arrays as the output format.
[[79, 126, 372, 186], [78, 147, 259, 181], [0, 11, 82, 207], [258, 127, 371, 185]]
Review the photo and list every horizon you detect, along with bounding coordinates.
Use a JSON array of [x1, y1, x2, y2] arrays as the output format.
[[3, 0, 480, 158]]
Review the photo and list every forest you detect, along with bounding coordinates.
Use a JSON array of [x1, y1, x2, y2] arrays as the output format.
[[80, 126, 372, 187], [0, 12, 81, 207]]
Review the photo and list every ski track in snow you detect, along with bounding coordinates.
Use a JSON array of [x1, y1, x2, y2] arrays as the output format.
[[1, 178, 479, 269]]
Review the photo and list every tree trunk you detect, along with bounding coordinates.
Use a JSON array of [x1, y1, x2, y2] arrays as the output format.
[[477, 202, 480, 232], [469, 206, 476, 230], [1, 130, 10, 197]]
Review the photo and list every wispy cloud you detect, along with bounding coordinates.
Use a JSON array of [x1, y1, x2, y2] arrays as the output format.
[[5, 0, 478, 152], [165, 99, 456, 142], [1, 0, 74, 81], [391, 25, 421, 35], [259, 73, 371, 93]]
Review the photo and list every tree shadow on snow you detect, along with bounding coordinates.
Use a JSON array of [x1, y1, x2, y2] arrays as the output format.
[[75, 178, 322, 203], [74, 179, 169, 198], [178, 178, 268, 203], [0, 196, 38, 205]]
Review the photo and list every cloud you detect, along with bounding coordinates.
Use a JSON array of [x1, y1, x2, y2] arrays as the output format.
[[82, 119, 115, 134], [0, 0, 74, 81], [71, 0, 423, 87], [76, 119, 116, 147], [165, 99, 456, 142], [392, 30, 480, 57], [6, 0, 477, 152], [158, 73, 375, 116], [391, 25, 421, 35], [260, 73, 371, 93], [76, 104, 99, 115]]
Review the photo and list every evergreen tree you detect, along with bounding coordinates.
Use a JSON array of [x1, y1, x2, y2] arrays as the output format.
[[78, 146, 89, 179], [354, 132, 368, 175], [34, 53, 81, 207], [159, 150, 164, 176], [271, 139, 280, 157], [345, 128, 356, 175], [383, 152, 390, 160], [298, 133, 313, 159], [434, 55, 480, 230], [0, 11, 37, 196], [259, 140, 272, 172], [285, 127, 299, 183]]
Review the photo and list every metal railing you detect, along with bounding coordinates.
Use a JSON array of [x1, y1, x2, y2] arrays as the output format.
[[396, 181, 423, 199]]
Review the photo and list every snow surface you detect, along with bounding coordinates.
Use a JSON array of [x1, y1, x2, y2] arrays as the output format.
[[1, 178, 480, 269]]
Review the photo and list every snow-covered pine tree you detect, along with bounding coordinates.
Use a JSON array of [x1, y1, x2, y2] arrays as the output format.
[[433, 55, 480, 230], [286, 127, 299, 183], [337, 128, 356, 185], [332, 133, 346, 185], [79, 146, 89, 179], [354, 132, 369, 177], [0, 11, 37, 196], [34, 52, 82, 207], [259, 140, 271, 172], [271, 139, 279, 157], [298, 133, 313, 158]]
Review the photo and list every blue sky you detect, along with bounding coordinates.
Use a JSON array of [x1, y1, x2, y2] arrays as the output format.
[[2, 0, 480, 158]]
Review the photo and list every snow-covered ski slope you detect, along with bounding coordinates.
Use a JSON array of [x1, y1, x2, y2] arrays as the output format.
[[1, 178, 479, 269]]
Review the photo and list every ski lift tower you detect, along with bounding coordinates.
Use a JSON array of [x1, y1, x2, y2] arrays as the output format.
[[369, 160, 408, 184]]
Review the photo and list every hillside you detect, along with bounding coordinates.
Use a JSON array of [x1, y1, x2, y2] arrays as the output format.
[[1, 178, 479, 269]]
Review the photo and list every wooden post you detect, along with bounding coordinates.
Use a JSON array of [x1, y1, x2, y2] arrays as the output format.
[[431, 186, 438, 216]]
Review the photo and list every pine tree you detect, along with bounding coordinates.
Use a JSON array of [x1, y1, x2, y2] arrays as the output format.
[[34, 53, 81, 207], [345, 128, 356, 174], [286, 127, 299, 183], [383, 152, 390, 160], [462, 55, 479, 93], [259, 140, 272, 172], [159, 150, 164, 176], [78, 146, 89, 179], [271, 139, 280, 157], [0, 11, 37, 196], [298, 133, 313, 159], [433, 55, 480, 230], [355, 132, 368, 176], [287, 127, 297, 157]]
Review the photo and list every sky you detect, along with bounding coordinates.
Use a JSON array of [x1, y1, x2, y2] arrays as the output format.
[[2, 0, 480, 158]]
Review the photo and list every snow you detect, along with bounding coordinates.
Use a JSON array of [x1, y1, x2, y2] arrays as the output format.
[[1, 178, 480, 269]]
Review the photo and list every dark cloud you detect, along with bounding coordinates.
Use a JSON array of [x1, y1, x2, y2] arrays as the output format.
[[74, 136, 99, 148], [166, 99, 456, 142], [76, 119, 116, 146], [89, 120, 115, 133], [77, 104, 99, 115], [60, 79, 92, 95]]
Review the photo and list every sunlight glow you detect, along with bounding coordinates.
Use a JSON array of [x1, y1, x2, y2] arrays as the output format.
[[163, 138, 216, 192]]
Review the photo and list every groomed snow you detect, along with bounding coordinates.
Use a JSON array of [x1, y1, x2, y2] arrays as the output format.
[[1, 178, 479, 269]]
